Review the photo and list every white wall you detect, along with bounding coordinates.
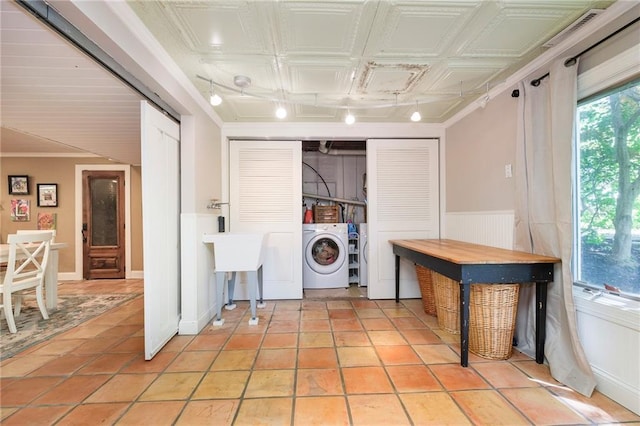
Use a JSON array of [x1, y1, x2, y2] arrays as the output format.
[[444, 90, 517, 212], [179, 115, 223, 334]]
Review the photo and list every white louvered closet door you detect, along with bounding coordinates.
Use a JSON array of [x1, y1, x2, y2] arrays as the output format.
[[367, 139, 440, 299], [229, 140, 302, 300]]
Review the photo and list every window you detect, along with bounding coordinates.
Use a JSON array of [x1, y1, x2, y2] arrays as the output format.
[[575, 80, 640, 299]]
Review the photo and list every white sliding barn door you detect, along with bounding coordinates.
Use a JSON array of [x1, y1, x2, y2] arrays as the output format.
[[367, 139, 440, 299], [229, 140, 302, 300], [141, 101, 181, 360]]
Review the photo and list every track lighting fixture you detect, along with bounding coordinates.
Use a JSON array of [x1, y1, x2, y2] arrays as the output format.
[[275, 105, 287, 119], [345, 111, 355, 125], [410, 101, 421, 122], [478, 83, 490, 108], [275, 89, 287, 119], [197, 74, 504, 120], [210, 93, 222, 106], [209, 81, 222, 106]]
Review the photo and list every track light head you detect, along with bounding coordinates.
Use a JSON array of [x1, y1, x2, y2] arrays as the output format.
[[411, 101, 421, 121], [210, 93, 222, 106], [345, 112, 355, 125], [275, 106, 287, 119], [208, 79, 222, 106]]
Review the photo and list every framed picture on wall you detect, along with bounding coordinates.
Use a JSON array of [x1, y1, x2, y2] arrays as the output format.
[[8, 175, 29, 195], [38, 212, 57, 230], [37, 183, 58, 207], [10, 199, 30, 222]]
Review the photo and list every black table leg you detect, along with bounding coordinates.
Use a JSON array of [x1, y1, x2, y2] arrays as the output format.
[[535, 281, 547, 364], [460, 282, 470, 367], [395, 255, 400, 303]]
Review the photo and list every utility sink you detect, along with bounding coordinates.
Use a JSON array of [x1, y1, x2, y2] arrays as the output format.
[[203, 232, 268, 326], [202, 232, 267, 272]]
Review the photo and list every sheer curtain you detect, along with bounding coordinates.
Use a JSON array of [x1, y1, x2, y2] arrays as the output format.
[[513, 57, 596, 396]]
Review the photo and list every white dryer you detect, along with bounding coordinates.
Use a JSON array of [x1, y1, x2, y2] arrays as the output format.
[[303, 223, 349, 288], [358, 223, 368, 287]]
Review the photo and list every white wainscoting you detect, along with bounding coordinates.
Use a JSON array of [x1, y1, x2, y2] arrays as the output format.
[[574, 291, 640, 415], [179, 213, 218, 335], [444, 210, 514, 249]]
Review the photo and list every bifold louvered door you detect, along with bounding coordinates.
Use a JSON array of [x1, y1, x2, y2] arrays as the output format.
[[366, 139, 440, 299], [229, 140, 303, 300]]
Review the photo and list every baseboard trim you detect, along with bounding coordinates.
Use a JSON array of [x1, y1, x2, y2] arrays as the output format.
[[179, 307, 215, 335], [59, 271, 144, 281], [128, 270, 144, 279], [592, 365, 640, 415]]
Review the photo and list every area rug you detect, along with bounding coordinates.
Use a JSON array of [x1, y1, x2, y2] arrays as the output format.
[[0, 293, 139, 360]]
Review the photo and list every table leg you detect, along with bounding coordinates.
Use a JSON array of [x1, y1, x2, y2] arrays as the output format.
[[227, 272, 237, 307], [460, 282, 470, 367], [395, 255, 400, 303], [248, 270, 258, 324], [535, 282, 547, 364], [257, 265, 266, 309], [214, 271, 226, 324], [45, 249, 59, 310]]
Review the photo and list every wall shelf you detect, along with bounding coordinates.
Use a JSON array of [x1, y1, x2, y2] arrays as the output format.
[[348, 232, 359, 285]]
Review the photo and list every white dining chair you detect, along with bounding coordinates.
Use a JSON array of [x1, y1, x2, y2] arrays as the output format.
[[0, 232, 53, 333], [10, 231, 56, 310]]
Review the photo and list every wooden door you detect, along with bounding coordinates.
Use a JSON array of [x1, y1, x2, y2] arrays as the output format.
[[82, 170, 125, 279]]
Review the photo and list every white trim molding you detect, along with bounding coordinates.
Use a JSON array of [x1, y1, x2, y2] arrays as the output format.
[[578, 45, 640, 100]]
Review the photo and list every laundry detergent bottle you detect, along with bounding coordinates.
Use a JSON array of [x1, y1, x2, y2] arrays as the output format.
[[303, 207, 314, 224]]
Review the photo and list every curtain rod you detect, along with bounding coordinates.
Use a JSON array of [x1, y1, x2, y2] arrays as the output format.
[[531, 15, 640, 87]]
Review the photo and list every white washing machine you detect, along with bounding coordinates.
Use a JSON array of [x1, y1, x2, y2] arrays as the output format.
[[303, 223, 349, 288]]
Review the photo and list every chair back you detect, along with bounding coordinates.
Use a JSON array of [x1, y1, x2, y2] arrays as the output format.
[[3, 232, 53, 292], [16, 229, 56, 243]]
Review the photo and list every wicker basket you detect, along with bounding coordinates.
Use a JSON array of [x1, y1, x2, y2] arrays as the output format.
[[313, 205, 339, 223], [432, 271, 460, 334], [469, 284, 520, 360], [415, 265, 437, 316]]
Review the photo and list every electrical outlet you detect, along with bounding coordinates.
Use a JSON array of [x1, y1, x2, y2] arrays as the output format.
[[505, 164, 512, 178]]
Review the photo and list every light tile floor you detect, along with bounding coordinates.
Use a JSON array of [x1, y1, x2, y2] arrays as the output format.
[[1, 279, 639, 425]]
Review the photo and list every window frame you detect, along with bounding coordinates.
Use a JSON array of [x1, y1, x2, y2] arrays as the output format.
[[573, 45, 640, 302]]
